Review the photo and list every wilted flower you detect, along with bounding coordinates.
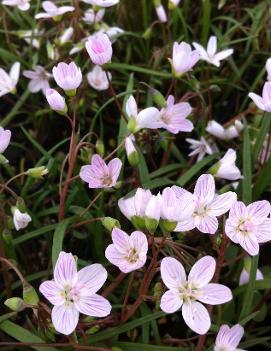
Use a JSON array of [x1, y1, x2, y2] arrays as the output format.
[[59, 27, 74, 45], [105, 228, 148, 273], [23, 65, 51, 95], [53, 62, 82, 95], [81, 0, 119, 7], [46, 89, 67, 113], [214, 324, 245, 351], [154, 2, 167, 23], [206, 120, 243, 140], [213, 149, 242, 180], [126, 95, 161, 133], [39, 251, 111, 335], [160, 256, 232, 334], [160, 95, 193, 134], [124, 135, 139, 166], [35, 1, 74, 20], [87, 65, 110, 91], [13, 208, 32, 231], [83, 8, 105, 24], [85, 33, 113, 66], [80, 154, 122, 189], [0, 127, 11, 154], [193, 36, 233, 67], [248, 82, 271, 112], [173, 174, 237, 234], [0, 62, 20, 97], [2, 0, 30, 11], [186, 137, 217, 161], [170, 41, 200, 77], [225, 200, 271, 256]]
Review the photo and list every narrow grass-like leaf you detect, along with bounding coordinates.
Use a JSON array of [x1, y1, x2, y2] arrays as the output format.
[[252, 112, 270, 165]]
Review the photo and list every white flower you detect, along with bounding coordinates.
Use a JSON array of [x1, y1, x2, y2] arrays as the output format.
[[266, 58, 271, 81], [155, 4, 167, 23], [2, 0, 30, 11], [35, 1, 74, 19], [0, 62, 20, 97], [186, 137, 217, 161], [214, 149, 242, 180], [87, 66, 110, 91], [59, 27, 74, 45], [13, 208, 32, 231], [81, 0, 119, 7], [17, 29, 43, 49], [206, 120, 243, 140], [193, 36, 233, 67], [83, 8, 105, 24], [23, 65, 51, 95]]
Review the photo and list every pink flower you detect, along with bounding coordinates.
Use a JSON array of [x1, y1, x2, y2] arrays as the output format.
[[53, 62, 82, 92], [173, 174, 237, 234], [214, 324, 245, 351], [248, 82, 271, 112], [213, 149, 242, 180], [160, 256, 232, 335], [171, 41, 200, 76], [80, 154, 122, 189], [160, 95, 193, 134], [0, 127, 11, 154], [105, 228, 148, 273], [0, 62, 20, 97], [155, 4, 167, 23], [46, 89, 67, 113], [225, 200, 271, 256], [118, 188, 152, 220], [40, 252, 111, 335], [87, 65, 111, 91], [186, 137, 217, 161], [85, 33, 113, 66], [35, 1, 74, 19]]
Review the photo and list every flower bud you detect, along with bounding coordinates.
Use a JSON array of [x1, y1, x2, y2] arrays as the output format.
[[96, 139, 105, 157], [142, 26, 152, 40], [46, 89, 67, 114], [125, 136, 139, 167], [58, 27, 74, 46], [85, 33, 113, 66], [26, 166, 48, 179], [101, 217, 121, 232], [150, 88, 167, 108], [23, 284, 39, 306], [0, 154, 9, 164], [4, 297, 26, 312], [15, 198, 26, 213], [127, 117, 137, 133], [145, 195, 160, 233]]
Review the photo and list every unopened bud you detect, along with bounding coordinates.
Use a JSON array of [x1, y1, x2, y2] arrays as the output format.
[[0, 154, 9, 164], [101, 217, 121, 232], [150, 88, 167, 108], [142, 26, 152, 40], [15, 198, 26, 213], [23, 284, 39, 306], [5, 297, 26, 312], [26, 166, 48, 179], [96, 140, 105, 157]]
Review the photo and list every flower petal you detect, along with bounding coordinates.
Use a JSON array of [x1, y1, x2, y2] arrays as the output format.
[[130, 230, 148, 254], [52, 303, 79, 335], [256, 219, 271, 243], [75, 294, 111, 317], [111, 228, 130, 253], [160, 290, 183, 313], [77, 264, 107, 295], [194, 214, 218, 234], [248, 93, 265, 111], [188, 256, 215, 287], [136, 107, 162, 129], [247, 200, 271, 225], [194, 174, 215, 203], [107, 158, 122, 184], [207, 36, 217, 56], [197, 283, 232, 305], [208, 192, 237, 216], [239, 233, 259, 256], [39, 280, 64, 306], [182, 301, 211, 335], [126, 95, 138, 118], [160, 257, 186, 291], [54, 252, 77, 287]]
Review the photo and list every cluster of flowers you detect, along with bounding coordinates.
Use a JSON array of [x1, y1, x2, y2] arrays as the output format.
[[1, 1, 271, 350]]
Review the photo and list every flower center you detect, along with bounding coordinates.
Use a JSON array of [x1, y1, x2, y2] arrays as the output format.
[[102, 174, 113, 186], [160, 111, 170, 124], [61, 285, 81, 303], [179, 281, 198, 302], [125, 247, 139, 263], [238, 218, 255, 236]]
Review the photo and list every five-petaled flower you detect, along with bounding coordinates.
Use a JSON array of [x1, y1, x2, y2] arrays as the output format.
[[105, 228, 148, 273], [0, 62, 20, 97], [35, 1, 74, 20], [214, 324, 246, 351], [225, 200, 271, 256], [173, 174, 237, 234], [85, 33, 113, 66], [170, 41, 200, 77], [80, 154, 122, 189], [248, 82, 271, 112], [160, 256, 232, 335], [39, 251, 111, 335]]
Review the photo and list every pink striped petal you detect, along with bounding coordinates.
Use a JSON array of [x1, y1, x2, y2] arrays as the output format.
[[75, 294, 111, 317], [160, 290, 183, 313], [52, 303, 79, 335], [208, 192, 237, 216], [256, 219, 271, 243], [107, 158, 122, 184], [194, 214, 218, 234], [188, 256, 215, 287], [194, 174, 215, 203], [247, 200, 271, 224], [197, 283, 232, 305], [77, 264, 107, 295], [54, 252, 77, 287], [39, 280, 64, 306], [161, 257, 186, 291]]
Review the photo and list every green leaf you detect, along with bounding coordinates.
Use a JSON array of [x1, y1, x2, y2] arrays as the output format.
[[0, 320, 57, 351], [252, 112, 270, 165], [176, 153, 219, 186], [88, 311, 165, 343], [241, 121, 252, 204], [253, 155, 271, 200]]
